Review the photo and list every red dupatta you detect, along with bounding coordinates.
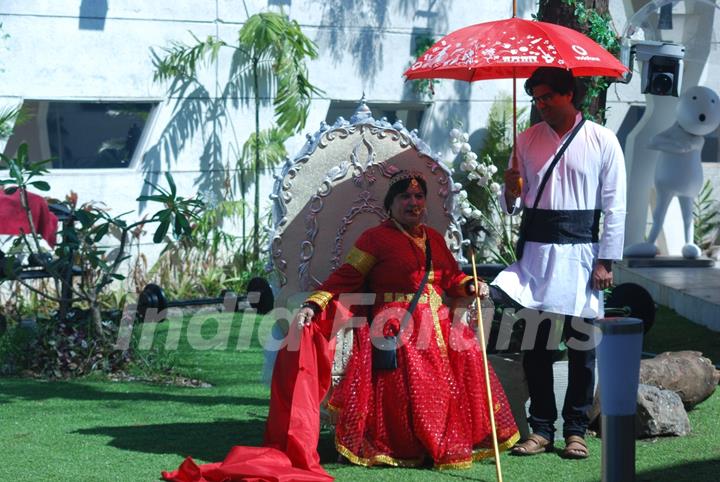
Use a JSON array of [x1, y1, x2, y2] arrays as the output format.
[[162, 320, 335, 482]]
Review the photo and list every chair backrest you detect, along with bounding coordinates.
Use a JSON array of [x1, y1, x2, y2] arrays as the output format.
[[269, 100, 464, 305]]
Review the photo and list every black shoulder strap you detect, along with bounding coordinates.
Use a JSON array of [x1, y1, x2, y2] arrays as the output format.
[[400, 236, 432, 331], [531, 118, 586, 210]]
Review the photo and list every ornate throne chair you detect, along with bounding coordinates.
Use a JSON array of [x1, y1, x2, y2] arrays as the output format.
[[268, 99, 465, 386]]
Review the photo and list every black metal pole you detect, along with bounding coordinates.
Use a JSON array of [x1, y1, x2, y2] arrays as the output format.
[[595, 317, 644, 482]]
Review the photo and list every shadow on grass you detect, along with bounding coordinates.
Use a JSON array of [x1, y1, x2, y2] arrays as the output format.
[[77, 422, 345, 468], [0, 379, 267, 407], [76, 418, 266, 462], [637, 459, 720, 482]]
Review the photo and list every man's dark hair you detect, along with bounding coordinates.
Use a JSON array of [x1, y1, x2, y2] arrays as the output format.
[[383, 174, 427, 212], [525, 67, 580, 105]]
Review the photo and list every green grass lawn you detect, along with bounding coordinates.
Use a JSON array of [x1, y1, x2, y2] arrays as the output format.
[[0, 307, 718, 481]]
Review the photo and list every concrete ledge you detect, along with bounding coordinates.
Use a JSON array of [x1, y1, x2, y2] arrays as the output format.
[[625, 257, 715, 268], [615, 261, 720, 332]]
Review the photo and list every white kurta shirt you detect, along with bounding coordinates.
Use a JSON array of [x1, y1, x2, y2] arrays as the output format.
[[492, 113, 627, 318]]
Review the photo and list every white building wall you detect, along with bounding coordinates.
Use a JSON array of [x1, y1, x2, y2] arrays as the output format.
[[1, 0, 715, 263]]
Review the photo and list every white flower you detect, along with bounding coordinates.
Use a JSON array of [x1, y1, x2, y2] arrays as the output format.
[[466, 159, 479, 171], [471, 209, 482, 220], [467, 171, 479, 181], [452, 182, 463, 192], [457, 190, 468, 201], [449, 128, 461, 140], [465, 152, 478, 162], [460, 142, 472, 153], [490, 182, 501, 194], [488, 164, 498, 175], [460, 132, 470, 142], [450, 142, 461, 154], [461, 206, 473, 218], [476, 164, 488, 177], [460, 200, 471, 210], [476, 177, 489, 187], [460, 161, 471, 172]]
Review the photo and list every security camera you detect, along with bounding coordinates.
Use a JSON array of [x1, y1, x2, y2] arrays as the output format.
[[632, 41, 685, 97]]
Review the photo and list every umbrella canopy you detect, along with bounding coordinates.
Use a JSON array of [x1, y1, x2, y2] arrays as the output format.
[[404, 17, 628, 81]]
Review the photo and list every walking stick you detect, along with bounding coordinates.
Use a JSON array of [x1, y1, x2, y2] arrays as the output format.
[[470, 248, 503, 482]]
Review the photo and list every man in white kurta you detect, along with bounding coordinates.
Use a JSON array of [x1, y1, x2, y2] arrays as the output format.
[[491, 67, 626, 458]]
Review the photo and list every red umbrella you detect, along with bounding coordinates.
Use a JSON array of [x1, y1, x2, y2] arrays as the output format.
[[404, 17, 628, 81], [403, 14, 628, 189]]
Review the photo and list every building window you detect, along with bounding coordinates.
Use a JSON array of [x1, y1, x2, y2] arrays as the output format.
[[325, 100, 428, 132], [3, 100, 157, 168]]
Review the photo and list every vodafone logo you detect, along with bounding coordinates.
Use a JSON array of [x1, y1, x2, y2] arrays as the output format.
[[572, 44, 600, 62]]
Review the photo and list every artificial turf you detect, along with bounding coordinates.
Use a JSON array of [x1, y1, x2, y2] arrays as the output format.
[[0, 306, 717, 481]]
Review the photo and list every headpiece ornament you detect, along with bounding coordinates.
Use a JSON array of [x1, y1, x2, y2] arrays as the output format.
[[388, 170, 426, 188]]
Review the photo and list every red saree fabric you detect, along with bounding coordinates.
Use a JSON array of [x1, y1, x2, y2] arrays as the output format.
[[161, 323, 335, 482], [322, 221, 519, 468]]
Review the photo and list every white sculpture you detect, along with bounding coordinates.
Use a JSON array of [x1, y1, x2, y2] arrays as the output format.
[[624, 86, 720, 259]]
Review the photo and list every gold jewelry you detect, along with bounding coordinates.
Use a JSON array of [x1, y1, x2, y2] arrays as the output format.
[[389, 170, 426, 188], [391, 218, 426, 252]]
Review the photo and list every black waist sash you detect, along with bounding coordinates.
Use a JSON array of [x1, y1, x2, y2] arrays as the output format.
[[520, 208, 601, 244]]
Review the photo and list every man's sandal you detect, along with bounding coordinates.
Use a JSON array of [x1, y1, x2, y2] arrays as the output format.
[[510, 433, 554, 456], [561, 435, 589, 459]]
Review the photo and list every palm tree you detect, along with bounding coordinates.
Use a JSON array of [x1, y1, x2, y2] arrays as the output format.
[[154, 12, 322, 263]]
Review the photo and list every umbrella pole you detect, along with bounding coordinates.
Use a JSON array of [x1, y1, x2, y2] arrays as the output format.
[[509, 68, 523, 196], [510, 0, 521, 179], [512, 0, 517, 167], [512, 69, 517, 170], [470, 248, 504, 482]]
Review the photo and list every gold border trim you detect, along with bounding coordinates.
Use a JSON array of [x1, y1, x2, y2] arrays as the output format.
[[435, 459, 474, 470], [345, 246, 377, 276], [305, 290, 334, 311], [435, 431, 521, 470], [336, 439, 424, 468], [427, 283, 448, 359], [471, 431, 521, 461], [334, 429, 520, 470]]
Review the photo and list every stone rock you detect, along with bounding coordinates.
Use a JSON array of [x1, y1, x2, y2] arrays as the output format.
[[588, 350, 718, 431], [636, 384, 691, 438], [640, 351, 718, 409]]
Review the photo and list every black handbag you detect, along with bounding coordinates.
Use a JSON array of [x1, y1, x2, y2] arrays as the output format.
[[372, 237, 431, 370], [516, 119, 586, 260]]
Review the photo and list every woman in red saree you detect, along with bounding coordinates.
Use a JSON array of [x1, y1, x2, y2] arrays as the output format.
[[162, 170, 518, 481], [298, 170, 519, 469]]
